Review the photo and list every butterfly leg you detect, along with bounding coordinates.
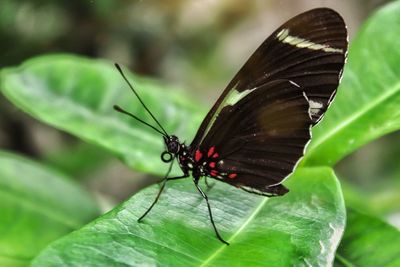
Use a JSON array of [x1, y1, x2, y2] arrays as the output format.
[[204, 177, 215, 191], [194, 179, 229, 245], [137, 173, 189, 222]]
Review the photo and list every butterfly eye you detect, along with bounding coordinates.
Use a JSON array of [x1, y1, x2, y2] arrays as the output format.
[[166, 140, 180, 154], [161, 151, 173, 163]]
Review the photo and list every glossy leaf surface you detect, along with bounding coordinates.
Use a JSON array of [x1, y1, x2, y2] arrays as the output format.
[[32, 167, 345, 267]]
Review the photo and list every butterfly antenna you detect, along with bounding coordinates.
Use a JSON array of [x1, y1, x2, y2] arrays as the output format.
[[113, 105, 165, 136], [114, 63, 169, 136]]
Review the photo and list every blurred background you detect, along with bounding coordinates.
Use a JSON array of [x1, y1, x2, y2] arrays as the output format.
[[0, 0, 398, 226]]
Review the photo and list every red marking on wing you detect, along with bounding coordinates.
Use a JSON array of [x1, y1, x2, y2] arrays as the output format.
[[195, 150, 203, 162], [228, 173, 237, 179], [207, 146, 215, 157], [209, 162, 216, 168], [210, 170, 218, 177], [212, 153, 219, 158]]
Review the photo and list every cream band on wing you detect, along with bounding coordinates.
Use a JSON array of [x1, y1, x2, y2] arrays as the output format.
[[309, 99, 323, 116], [276, 28, 343, 53]]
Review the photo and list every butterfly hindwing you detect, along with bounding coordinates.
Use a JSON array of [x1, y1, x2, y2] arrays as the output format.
[[193, 80, 312, 196]]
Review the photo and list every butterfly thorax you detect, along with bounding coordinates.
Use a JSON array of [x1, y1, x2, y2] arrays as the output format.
[[177, 144, 236, 181], [176, 144, 196, 172], [177, 145, 214, 180], [163, 135, 227, 181]]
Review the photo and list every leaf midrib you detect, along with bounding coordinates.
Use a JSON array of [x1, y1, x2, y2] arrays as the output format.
[[335, 253, 356, 267], [306, 80, 400, 159], [199, 197, 269, 266]]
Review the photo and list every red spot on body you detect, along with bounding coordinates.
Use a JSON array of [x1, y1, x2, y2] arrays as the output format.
[[195, 150, 202, 162], [212, 153, 219, 158], [228, 173, 237, 179], [210, 170, 218, 177], [207, 146, 215, 157], [209, 162, 216, 168]]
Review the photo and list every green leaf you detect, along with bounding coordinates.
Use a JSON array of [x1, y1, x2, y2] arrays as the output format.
[[303, 1, 400, 166], [340, 180, 400, 217], [0, 150, 99, 266], [44, 143, 113, 179], [32, 167, 345, 267], [335, 210, 400, 267], [0, 54, 205, 176]]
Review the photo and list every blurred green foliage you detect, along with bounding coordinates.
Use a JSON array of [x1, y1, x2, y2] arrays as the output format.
[[0, 151, 99, 267], [0, 0, 399, 266]]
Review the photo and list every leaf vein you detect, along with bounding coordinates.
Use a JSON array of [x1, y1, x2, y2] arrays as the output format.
[[199, 197, 269, 266]]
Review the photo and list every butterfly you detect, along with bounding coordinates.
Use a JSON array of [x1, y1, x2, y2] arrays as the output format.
[[114, 8, 348, 245]]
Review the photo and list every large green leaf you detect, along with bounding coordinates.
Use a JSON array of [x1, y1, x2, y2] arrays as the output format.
[[44, 142, 113, 179], [0, 150, 99, 267], [31, 167, 345, 267], [0, 54, 205, 175], [335, 210, 400, 267], [303, 1, 400, 166]]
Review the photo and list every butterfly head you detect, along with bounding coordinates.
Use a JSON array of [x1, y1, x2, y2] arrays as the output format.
[[161, 135, 181, 162]]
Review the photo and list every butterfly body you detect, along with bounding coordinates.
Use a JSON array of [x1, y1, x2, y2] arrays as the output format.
[[114, 7, 348, 245], [163, 137, 226, 183]]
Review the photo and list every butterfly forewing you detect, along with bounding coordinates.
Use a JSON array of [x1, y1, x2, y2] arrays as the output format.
[[191, 8, 347, 150], [189, 8, 347, 195]]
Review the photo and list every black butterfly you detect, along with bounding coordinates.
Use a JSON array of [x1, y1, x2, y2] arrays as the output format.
[[114, 8, 348, 245]]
